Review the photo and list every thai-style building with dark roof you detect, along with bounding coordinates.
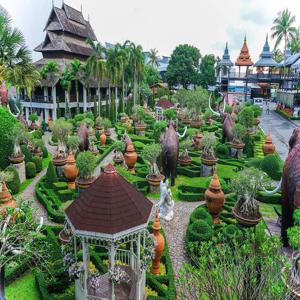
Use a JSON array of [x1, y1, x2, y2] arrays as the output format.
[[21, 3, 110, 122]]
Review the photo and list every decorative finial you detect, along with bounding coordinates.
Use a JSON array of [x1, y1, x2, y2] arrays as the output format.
[[244, 34, 246, 42], [52, 0, 54, 7], [88, 14, 90, 22], [266, 33, 268, 42]]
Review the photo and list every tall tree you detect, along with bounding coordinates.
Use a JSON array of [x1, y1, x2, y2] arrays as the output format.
[[127, 42, 145, 106], [272, 48, 284, 63], [70, 59, 81, 114], [86, 39, 106, 116], [143, 64, 162, 86], [288, 27, 300, 54], [166, 44, 201, 88], [198, 54, 216, 88], [271, 8, 297, 53], [148, 48, 159, 68]]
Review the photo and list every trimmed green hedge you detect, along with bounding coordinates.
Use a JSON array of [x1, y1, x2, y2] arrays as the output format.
[[5, 165, 20, 194], [186, 220, 213, 243], [257, 191, 281, 204]]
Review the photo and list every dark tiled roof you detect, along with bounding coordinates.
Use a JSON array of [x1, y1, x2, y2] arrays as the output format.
[[65, 164, 153, 235], [254, 35, 278, 67], [219, 42, 234, 67], [156, 98, 174, 109]]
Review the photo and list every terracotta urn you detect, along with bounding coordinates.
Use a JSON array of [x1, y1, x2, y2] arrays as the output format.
[[9, 154, 25, 164], [205, 173, 225, 224], [0, 181, 17, 216], [262, 132, 275, 156], [64, 152, 78, 189], [151, 210, 165, 275], [194, 131, 203, 150], [100, 131, 107, 146], [0, 85, 8, 106], [124, 143, 138, 173]]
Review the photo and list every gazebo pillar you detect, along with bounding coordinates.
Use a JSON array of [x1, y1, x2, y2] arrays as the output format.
[[110, 242, 116, 300], [130, 240, 134, 270], [136, 232, 141, 299], [82, 238, 89, 297]]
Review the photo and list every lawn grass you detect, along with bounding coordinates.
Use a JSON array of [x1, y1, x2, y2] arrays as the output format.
[[259, 202, 281, 219], [6, 271, 40, 300]]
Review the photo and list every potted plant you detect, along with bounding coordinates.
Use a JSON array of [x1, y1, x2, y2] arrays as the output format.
[[28, 113, 39, 130], [193, 131, 203, 151], [178, 140, 192, 166], [201, 132, 218, 166], [182, 108, 192, 125], [50, 119, 72, 166], [119, 112, 128, 124], [67, 135, 80, 154], [95, 116, 104, 130], [31, 139, 44, 157], [238, 107, 254, 135], [103, 118, 112, 137], [204, 109, 213, 125], [232, 167, 267, 226], [75, 151, 97, 189], [230, 123, 246, 159], [9, 123, 26, 164], [133, 105, 147, 135], [141, 143, 164, 192], [113, 141, 125, 164], [163, 108, 177, 122], [252, 105, 262, 130]]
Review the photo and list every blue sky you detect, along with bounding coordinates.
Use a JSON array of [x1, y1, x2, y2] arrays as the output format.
[[2, 0, 300, 64]]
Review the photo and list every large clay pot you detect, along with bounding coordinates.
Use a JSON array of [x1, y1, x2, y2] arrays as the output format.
[[262, 132, 275, 156], [201, 156, 217, 166], [178, 156, 192, 166], [75, 176, 95, 190], [64, 152, 78, 189], [151, 210, 165, 275], [232, 207, 262, 227], [100, 131, 106, 146], [0, 182, 17, 214], [0, 85, 8, 106], [191, 119, 202, 128], [205, 174, 225, 224], [124, 143, 138, 173], [182, 118, 192, 125], [194, 131, 203, 150], [9, 154, 25, 164], [52, 156, 67, 166], [146, 174, 165, 193]]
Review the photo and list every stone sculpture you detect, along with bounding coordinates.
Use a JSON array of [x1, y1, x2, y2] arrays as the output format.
[[158, 180, 174, 221]]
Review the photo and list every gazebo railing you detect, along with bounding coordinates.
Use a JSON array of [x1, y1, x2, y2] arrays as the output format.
[[115, 249, 138, 273]]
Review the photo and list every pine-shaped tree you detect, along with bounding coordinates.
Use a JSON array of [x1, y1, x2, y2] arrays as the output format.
[[243, 133, 254, 157], [45, 161, 58, 188]]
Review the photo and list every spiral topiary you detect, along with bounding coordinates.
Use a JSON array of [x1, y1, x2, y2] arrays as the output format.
[[5, 165, 20, 194], [187, 220, 213, 243], [190, 207, 213, 225], [26, 162, 36, 178]]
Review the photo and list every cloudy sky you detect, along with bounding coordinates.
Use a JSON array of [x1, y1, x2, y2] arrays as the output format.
[[2, 0, 300, 63]]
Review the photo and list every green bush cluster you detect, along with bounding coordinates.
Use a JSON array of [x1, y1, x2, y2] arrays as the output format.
[[32, 156, 43, 173], [190, 207, 213, 225], [187, 220, 213, 243], [293, 208, 300, 226], [260, 154, 282, 180], [20, 144, 33, 163], [45, 162, 58, 188], [243, 133, 254, 157], [223, 224, 242, 243], [216, 143, 230, 158], [4, 165, 20, 195], [26, 162, 36, 178]]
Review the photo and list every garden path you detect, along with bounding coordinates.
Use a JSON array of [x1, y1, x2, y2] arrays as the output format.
[[150, 200, 204, 277]]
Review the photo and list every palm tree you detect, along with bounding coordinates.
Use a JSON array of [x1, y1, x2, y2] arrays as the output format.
[[271, 8, 297, 53], [86, 39, 106, 116], [288, 27, 300, 54], [272, 48, 284, 63], [127, 42, 145, 106], [106, 47, 123, 121], [148, 48, 159, 68], [60, 68, 72, 118], [70, 59, 81, 114]]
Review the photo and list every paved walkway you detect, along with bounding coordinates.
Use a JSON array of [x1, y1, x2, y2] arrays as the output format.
[[259, 102, 297, 160]]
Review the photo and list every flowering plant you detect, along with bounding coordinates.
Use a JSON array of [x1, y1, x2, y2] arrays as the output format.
[[108, 266, 130, 284], [140, 231, 156, 270], [89, 272, 102, 290], [62, 245, 83, 280]]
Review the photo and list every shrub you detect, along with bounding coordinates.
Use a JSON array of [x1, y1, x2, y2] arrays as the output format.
[[32, 129, 43, 139], [32, 156, 43, 173], [20, 144, 33, 163], [190, 207, 213, 225], [5, 165, 20, 194], [260, 154, 282, 180], [45, 161, 58, 188], [42, 146, 48, 158], [245, 158, 262, 169], [239, 107, 254, 129], [232, 123, 247, 143], [187, 220, 212, 243], [223, 224, 242, 243], [76, 151, 97, 179], [294, 208, 300, 226], [243, 133, 254, 157], [216, 144, 229, 158], [26, 162, 36, 178], [45, 259, 69, 293], [0, 107, 17, 169], [287, 226, 300, 250]]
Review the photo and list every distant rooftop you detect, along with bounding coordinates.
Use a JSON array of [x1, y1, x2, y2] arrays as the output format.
[[254, 35, 278, 68], [219, 42, 234, 67]]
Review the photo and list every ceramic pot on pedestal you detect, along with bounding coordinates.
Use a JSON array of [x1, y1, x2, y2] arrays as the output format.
[[205, 173, 225, 224], [151, 210, 165, 275], [64, 152, 78, 189], [201, 156, 217, 177], [124, 143, 138, 173], [100, 131, 106, 146], [191, 118, 202, 128], [146, 174, 165, 193], [9, 154, 25, 164], [230, 142, 245, 159], [262, 132, 275, 156]]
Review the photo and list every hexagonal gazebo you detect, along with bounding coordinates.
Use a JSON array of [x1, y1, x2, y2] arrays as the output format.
[[65, 164, 153, 300]]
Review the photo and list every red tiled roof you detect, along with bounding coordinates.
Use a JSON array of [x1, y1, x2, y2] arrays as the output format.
[[65, 164, 153, 235], [156, 98, 174, 109]]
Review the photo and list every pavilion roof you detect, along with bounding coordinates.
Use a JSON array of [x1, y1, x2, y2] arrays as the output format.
[[155, 98, 174, 109], [254, 35, 278, 67], [218, 42, 234, 67], [65, 164, 153, 238], [235, 37, 253, 67]]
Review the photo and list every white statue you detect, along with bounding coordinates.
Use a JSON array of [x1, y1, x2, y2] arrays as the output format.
[[294, 107, 299, 118], [158, 180, 174, 221]]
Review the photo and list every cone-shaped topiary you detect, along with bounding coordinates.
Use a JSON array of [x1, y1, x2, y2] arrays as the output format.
[[32, 156, 43, 173], [45, 161, 58, 188], [26, 162, 36, 178]]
